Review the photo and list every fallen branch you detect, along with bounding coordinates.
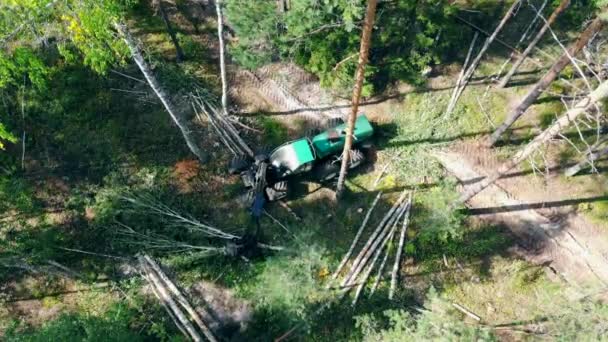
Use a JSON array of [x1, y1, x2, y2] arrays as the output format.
[[452, 302, 482, 322], [372, 152, 404, 189]]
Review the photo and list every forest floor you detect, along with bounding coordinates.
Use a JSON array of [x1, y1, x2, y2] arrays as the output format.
[[2, 0, 608, 340]]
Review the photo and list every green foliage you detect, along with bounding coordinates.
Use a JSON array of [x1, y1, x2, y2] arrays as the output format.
[[5, 303, 143, 342], [259, 116, 289, 146], [225, 0, 456, 94], [356, 287, 497, 341], [57, 0, 137, 74], [224, 0, 279, 69], [246, 245, 330, 318]]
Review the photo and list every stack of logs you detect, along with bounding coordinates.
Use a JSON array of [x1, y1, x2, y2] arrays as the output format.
[[139, 255, 218, 342], [330, 190, 413, 305]]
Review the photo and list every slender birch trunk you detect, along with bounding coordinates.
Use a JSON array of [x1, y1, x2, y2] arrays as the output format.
[[489, 16, 605, 146], [115, 23, 208, 162], [498, 0, 571, 88], [215, 0, 229, 114], [336, 0, 378, 197], [460, 80, 608, 203]]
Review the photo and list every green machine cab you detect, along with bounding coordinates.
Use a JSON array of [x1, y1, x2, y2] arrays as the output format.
[[229, 114, 374, 201]]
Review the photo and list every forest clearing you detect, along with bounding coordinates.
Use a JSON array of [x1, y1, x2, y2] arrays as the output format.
[[1, 0, 608, 341]]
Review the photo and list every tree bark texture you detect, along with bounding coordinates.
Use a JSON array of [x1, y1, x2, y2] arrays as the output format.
[[489, 16, 605, 146], [336, 0, 378, 196]]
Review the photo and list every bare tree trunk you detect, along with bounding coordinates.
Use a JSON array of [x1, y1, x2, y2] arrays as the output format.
[[215, 0, 229, 114], [489, 16, 605, 146], [460, 80, 608, 203], [336, 0, 378, 197], [154, 0, 185, 62], [444, 0, 522, 116], [498, 0, 571, 88], [565, 142, 608, 177], [115, 23, 208, 162]]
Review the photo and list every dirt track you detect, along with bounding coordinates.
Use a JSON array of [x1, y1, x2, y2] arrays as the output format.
[[434, 143, 608, 292]]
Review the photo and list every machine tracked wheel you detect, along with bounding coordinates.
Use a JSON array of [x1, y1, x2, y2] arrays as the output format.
[[349, 149, 365, 169], [229, 155, 251, 175], [266, 181, 288, 202], [314, 159, 340, 182]]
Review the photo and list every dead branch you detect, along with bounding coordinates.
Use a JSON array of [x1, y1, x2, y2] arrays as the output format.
[[452, 302, 482, 321]]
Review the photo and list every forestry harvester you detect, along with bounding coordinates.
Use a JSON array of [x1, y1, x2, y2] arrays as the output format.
[[229, 115, 374, 207]]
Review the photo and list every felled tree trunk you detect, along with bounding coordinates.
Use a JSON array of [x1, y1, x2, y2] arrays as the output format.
[[336, 0, 378, 197], [115, 23, 207, 162], [498, 0, 571, 88], [460, 80, 608, 203], [489, 16, 606, 146]]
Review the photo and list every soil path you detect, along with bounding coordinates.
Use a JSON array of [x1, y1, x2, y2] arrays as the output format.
[[434, 143, 608, 291]]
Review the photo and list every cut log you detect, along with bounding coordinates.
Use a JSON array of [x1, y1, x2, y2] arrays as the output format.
[[369, 231, 393, 295], [115, 23, 207, 162], [389, 194, 412, 300], [445, 0, 522, 116], [138, 257, 203, 341], [352, 223, 397, 306], [452, 303, 481, 321], [498, 0, 571, 88], [141, 265, 190, 339], [489, 16, 606, 146], [343, 196, 409, 288], [142, 255, 218, 342], [341, 190, 408, 286], [330, 191, 383, 283], [460, 80, 608, 203]]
